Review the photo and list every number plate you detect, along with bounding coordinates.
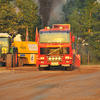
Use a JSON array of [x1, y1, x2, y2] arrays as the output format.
[[51, 62, 59, 66]]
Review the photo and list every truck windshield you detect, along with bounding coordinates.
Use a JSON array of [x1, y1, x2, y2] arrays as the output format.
[[40, 31, 70, 43], [40, 47, 69, 55], [0, 38, 8, 47]]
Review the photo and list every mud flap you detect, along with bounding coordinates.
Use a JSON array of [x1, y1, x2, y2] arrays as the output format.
[[75, 54, 81, 67]]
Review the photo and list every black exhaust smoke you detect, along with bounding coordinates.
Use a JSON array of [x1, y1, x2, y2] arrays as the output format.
[[38, 0, 53, 28]]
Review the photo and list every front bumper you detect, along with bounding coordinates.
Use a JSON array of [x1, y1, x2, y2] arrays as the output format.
[[39, 60, 72, 67]]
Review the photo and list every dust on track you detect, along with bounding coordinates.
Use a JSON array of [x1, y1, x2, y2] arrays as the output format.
[[0, 65, 100, 100]]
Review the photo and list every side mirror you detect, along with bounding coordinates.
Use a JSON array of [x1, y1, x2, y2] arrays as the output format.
[[72, 36, 75, 42]]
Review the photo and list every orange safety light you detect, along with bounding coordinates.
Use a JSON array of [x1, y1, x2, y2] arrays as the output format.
[[45, 27, 47, 29]]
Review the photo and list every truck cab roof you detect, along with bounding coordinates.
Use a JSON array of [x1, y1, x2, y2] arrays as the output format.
[[0, 33, 11, 38], [39, 28, 70, 33], [39, 24, 70, 33]]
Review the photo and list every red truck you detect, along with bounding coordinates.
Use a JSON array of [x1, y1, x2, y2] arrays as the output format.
[[36, 24, 80, 70]]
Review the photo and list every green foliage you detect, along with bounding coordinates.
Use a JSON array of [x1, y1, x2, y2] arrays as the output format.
[[81, 51, 88, 64], [0, 0, 42, 41], [15, 0, 42, 41], [91, 3, 100, 31], [89, 4, 100, 60], [63, 0, 89, 22], [63, 0, 100, 64], [0, 0, 18, 33]]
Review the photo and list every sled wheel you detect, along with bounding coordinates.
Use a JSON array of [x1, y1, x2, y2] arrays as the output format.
[[18, 58, 23, 67]]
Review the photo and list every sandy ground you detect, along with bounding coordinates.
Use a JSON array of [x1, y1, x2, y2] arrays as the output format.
[[0, 65, 100, 100]]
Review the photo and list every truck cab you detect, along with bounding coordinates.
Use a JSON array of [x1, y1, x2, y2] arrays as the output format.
[[0, 33, 18, 68], [0, 33, 11, 61], [36, 24, 79, 71]]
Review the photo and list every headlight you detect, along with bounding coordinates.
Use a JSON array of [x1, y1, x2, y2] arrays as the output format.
[[58, 57, 61, 60], [49, 57, 51, 60], [65, 56, 69, 59], [52, 57, 54, 60], [48, 57, 61, 60], [55, 57, 58, 60], [69, 57, 72, 59], [40, 57, 44, 60], [65, 56, 72, 59]]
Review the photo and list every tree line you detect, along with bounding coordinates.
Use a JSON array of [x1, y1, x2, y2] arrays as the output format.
[[0, 0, 42, 41], [63, 0, 100, 64], [0, 0, 100, 64]]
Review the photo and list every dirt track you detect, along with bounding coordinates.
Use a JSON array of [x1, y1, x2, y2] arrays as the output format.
[[0, 65, 100, 100]]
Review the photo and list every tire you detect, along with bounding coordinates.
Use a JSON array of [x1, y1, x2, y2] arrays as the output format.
[[0, 62, 2, 67], [67, 64, 72, 71], [64, 67, 67, 71], [6, 54, 13, 69], [39, 67, 44, 71], [13, 52, 18, 67], [18, 58, 23, 67]]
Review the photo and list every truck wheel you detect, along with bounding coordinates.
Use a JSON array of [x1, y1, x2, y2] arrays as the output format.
[[72, 65, 75, 70], [13, 52, 18, 67], [67, 64, 72, 71], [18, 58, 23, 67], [39, 67, 44, 71], [0, 62, 2, 67], [6, 54, 13, 69], [64, 67, 67, 71]]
